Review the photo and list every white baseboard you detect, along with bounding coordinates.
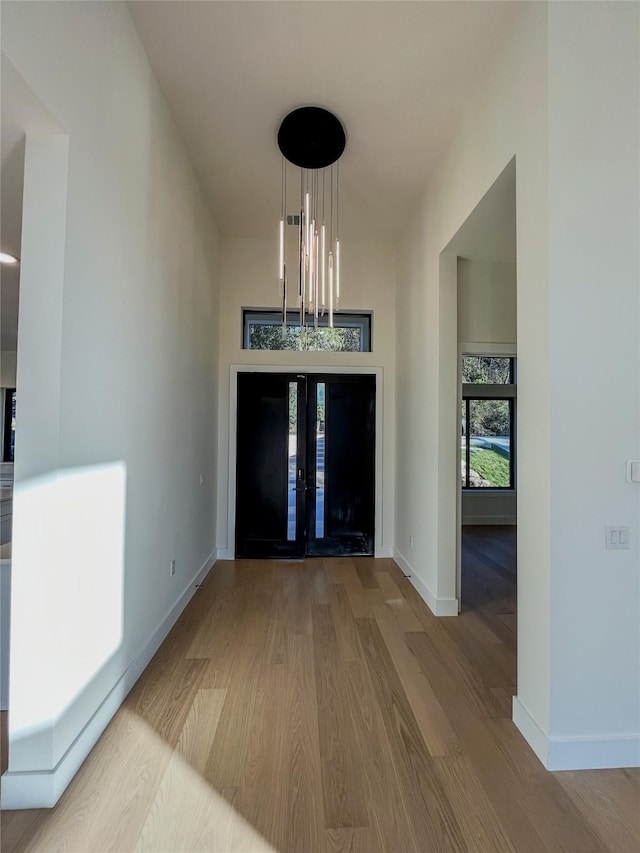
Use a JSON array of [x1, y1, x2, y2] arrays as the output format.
[[392, 548, 413, 578], [512, 696, 550, 767], [216, 547, 233, 560], [392, 548, 459, 617], [0, 551, 216, 810], [375, 545, 394, 558], [513, 696, 640, 771]]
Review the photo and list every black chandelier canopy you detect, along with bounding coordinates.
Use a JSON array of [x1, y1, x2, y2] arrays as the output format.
[[277, 106, 346, 170]]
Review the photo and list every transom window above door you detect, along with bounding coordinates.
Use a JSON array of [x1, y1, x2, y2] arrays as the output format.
[[243, 309, 372, 352]]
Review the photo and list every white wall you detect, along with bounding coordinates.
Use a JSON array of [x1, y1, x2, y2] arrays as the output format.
[[0, 352, 17, 387], [458, 259, 516, 346], [458, 259, 517, 525], [216, 236, 395, 559], [544, 1, 639, 767], [396, 0, 639, 770], [1, 2, 220, 808]]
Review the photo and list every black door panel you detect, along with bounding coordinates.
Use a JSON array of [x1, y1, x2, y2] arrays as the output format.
[[306, 376, 375, 556], [235, 374, 304, 558]]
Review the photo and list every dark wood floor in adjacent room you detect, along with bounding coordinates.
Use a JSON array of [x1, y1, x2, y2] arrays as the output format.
[[2, 534, 638, 851]]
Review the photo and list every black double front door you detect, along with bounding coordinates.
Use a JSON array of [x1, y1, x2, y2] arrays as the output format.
[[235, 373, 375, 558]]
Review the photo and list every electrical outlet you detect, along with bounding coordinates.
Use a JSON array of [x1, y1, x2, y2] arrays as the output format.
[[605, 526, 629, 550], [409, 535, 414, 549], [199, 473, 205, 486], [170, 559, 176, 576]]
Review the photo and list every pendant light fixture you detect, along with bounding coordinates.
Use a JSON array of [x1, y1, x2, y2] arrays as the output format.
[[277, 106, 345, 330]]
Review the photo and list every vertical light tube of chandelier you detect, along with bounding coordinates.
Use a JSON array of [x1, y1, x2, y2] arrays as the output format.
[[314, 230, 319, 325], [303, 179, 311, 325], [335, 160, 340, 311], [321, 168, 326, 316], [298, 170, 303, 311], [310, 171, 317, 313], [328, 163, 335, 327], [335, 239, 340, 311], [283, 160, 287, 331], [304, 188, 310, 262], [308, 217, 314, 314], [281, 268, 287, 339], [314, 172, 320, 322], [279, 158, 285, 327], [298, 208, 304, 308], [299, 219, 304, 328], [321, 223, 326, 316], [328, 252, 334, 328]]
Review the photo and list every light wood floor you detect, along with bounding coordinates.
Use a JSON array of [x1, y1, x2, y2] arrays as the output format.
[[2, 541, 639, 851]]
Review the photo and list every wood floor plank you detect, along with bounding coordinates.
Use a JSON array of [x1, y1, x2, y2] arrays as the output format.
[[353, 558, 380, 590], [311, 603, 369, 829], [373, 603, 462, 758], [0, 810, 42, 853], [198, 593, 249, 688], [176, 688, 227, 772], [334, 559, 385, 619], [441, 617, 515, 691], [309, 558, 332, 605], [375, 571, 424, 632], [329, 582, 361, 662], [458, 609, 502, 644], [185, 588, 244, 660], [489, 686, 514, 719], [129, 657, 208, 748], [285, 634, 326, 853], [236, 662, 291, 851], [263, 604, 289, 665], [323, 557, 354, 584], [326, 827, 375, 853]]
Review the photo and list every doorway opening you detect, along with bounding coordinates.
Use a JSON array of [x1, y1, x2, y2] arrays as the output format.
[[235, 372, 375, 559], [441, 158, 517, 691]]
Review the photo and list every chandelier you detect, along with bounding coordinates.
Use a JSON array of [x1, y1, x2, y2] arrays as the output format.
[[277, 106, 346, 330]]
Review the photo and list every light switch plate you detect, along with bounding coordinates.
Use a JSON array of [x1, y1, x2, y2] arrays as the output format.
[[605, 526, 629, 550]]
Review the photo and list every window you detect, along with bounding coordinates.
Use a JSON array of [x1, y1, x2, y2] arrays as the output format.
[[462, 355, 513, 385], [2, 389, 16, 463], [461, 357, 515, 489], [243, 310, 371, 352]]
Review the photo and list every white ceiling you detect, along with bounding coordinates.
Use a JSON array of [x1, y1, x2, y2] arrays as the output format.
[[128, 1, 523, 241]]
